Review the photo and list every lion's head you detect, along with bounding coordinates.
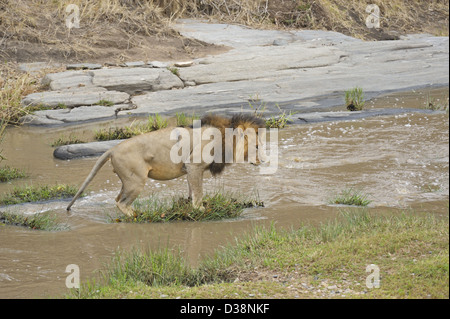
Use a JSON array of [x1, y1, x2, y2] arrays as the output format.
[[199, 114, 266, 176]]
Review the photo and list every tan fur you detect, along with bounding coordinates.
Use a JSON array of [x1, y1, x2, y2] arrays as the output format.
[[66, 114, 266, 217]]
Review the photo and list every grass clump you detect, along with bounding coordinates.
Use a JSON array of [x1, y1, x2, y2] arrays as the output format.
[[329, 188, 372, 206], [94, 127, 135, 141], [0, 166, 27, 182], [167, 67, 180, 76], [100, 248, 199, 289], [94, 114, 168, 141], [345, 87, 365, 111], [112, 191, 264, 223], [51, 134, 86, 147], [0, 64, 38, 125], [265, 108, 295, 129], [74, 211, 449, 299], [247, 97, 294, 129], [0, 184, 80, 205], [95, 100, 114, 107], [0, 211, 65, 231], [426, 94, 449, 112], [176, 112, 199, 127]]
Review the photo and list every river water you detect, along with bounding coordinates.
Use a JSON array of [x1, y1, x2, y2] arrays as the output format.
[[0, 88, 448, 298]]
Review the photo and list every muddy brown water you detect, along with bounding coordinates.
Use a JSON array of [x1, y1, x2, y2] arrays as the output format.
[[0, 88, 448, 298]]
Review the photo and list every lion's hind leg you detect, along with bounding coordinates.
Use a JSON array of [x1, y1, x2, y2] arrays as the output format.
[[115, 176, 146, 217], [113, 166, 148, 217]]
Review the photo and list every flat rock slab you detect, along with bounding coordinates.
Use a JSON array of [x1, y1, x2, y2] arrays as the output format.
[[89, 67, 184, 94], [178, 44, 343, 84], [18, 62, 63, 74], [22, 104, 132, 125], [53, 140, 124, 160], [42, 70, 93, 90], [22, 87, 130, 108]]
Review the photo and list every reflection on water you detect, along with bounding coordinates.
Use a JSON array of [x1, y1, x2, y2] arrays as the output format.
[[0, 89, 448, 298]]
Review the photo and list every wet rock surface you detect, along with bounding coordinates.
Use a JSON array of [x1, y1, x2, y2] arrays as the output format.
[[53, 140, 124, 160]]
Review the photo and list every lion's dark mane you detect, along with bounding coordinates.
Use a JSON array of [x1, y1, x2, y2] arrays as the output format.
[[191, 114, 265, 176]]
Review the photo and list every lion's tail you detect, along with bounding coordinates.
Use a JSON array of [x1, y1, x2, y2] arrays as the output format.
[[66, 149, 113, 211]]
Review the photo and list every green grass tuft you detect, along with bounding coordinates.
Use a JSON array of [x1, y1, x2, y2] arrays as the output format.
[[112, 191, 264, 223], [0, 211, 67, 231], [0, 184, 80, 205], [51, 134, 86, 147], [329, 188, 372, 206], [95, 99, 114, 107], [0, 166, 27, 182], [94, 114, 168, 141], [345, 87, 365, 111]]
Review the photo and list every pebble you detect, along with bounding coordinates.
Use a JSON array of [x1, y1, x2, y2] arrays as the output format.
[[174, 61, 194, 67]]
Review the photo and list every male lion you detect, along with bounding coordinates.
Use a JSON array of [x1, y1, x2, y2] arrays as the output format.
[[66, 114, 266, 216]]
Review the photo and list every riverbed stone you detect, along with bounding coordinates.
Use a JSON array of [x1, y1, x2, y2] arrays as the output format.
[[53, 140, 124, 160]]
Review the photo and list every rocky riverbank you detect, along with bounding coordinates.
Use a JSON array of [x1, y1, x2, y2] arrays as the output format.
[[20, 20, 448, 128]]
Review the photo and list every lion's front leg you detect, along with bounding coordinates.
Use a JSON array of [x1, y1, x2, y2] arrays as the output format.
[[185, 164, 204, 210]]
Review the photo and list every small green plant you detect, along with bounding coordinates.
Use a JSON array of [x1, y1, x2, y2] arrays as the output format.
[[94, 115, 168, 141], [95, 126, 135, 141], [345, 87, 365, 111], [265, 105, 295, 129], [57, 102, 68, 109], [426, 94, 449, 112], [247, 94, 267, 118], [0, 166, 27, 182], [175, 112, 199, 127], [51, 134, 86, 147], [266, 104, 295, 128], [247, 97, 294, 128], [148, 113, 168, 131], [0, 211, 66, 230], [329, 188, 372, 206], [168, 67, 179, 76], [96, 99, 114, 107], [176, 112, 188, 126], [0, 184, 81, 205], [111, 191, 264, 223]]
